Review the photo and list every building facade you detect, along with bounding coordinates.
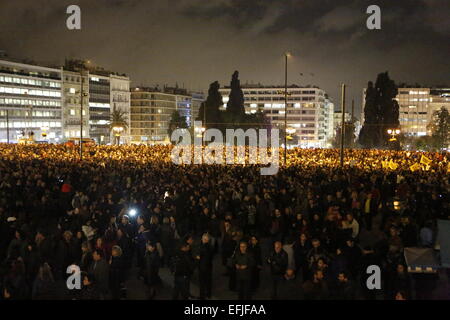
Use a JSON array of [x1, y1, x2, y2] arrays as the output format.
[[0, 59, 63, 143], [88, 74, 111, 144], [61, 70, 89, 140], [130, 87, 201, 144], [219, 85, 333, 148], [110, 75, 131, 144], [362, 87, 450, 137]]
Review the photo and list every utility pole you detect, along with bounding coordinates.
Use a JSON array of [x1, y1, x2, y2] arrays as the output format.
[[80, 70, 84, 160], [351, 99, 355, 120], [284, 53, 288, 166], [340, 84, 346, 167], [6, 109, 9, 143]]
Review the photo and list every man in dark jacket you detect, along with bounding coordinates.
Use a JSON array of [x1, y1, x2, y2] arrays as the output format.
[[330, 272, 355, 300], [172, 243, 195, 300], [303, 270, 329, 300], [88, 249, 109, 299], [144, 241, 161, 299], [267, 241, 288, 300], [196, 233, 214, 299], [278, 269, 304, 300], [232, 241, 255, 300]]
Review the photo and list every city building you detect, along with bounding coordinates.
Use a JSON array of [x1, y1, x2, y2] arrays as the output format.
[[64, 59, 131, 144], [0, 59, 63, 143], [110, 75, 131, 143], [396, 88, 431, 136], [218, 84, 333, 148], [88, 73, 111, 144], [428, 88, 450, 134], [361, 87, 450, 137], [130, 86, 201, 144], [61, 69, 89, 140], [190, 92, 205, 127], [0, 57, 131, 145]]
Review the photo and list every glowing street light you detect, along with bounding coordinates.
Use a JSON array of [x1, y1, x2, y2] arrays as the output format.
[[387, 128, 401, 141], [286, 127, 296, 141], [112, 125, 125, 145], [195, 126, 206, 146]]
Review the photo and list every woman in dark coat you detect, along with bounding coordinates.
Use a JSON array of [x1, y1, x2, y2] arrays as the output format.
[[32, 263, 57, 300], [294, 233, 311, 281], [144, 240, 161, 299], [248, 235, 262, 292]]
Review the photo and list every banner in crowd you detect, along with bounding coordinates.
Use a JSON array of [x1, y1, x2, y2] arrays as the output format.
[[420, 155, 432, 166]]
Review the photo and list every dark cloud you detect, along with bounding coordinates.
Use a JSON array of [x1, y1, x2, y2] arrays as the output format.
[[0, 0, 448, 116]]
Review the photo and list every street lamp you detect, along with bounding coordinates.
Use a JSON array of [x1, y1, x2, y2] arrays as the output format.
[[195, 126, 206, 146], [286, 127, 296, 146], [283, 52, 291, 166], [387, 128, 401, 141], [41, 126, 49, 140], [112, 125, 124, 145]]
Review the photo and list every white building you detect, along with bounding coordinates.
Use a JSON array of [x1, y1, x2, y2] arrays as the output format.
[[396, 88, 431, 136], [61, 69, 89, 139], [110, 75, 131, 143], [362, 87, 450, 137], [219, 85, 333, 148], [130, 86, 202, 144], [0, 59, 63, 143]]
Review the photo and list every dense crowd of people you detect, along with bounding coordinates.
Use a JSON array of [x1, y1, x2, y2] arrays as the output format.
[[0, 143, 448, 300]]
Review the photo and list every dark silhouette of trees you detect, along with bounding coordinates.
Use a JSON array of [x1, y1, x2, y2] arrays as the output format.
[[359, 72, 400, 149], [225, 71, 246, 121], [196, 81, 223, 129], [429, 107, 450, 150], [198, 71, 267, 133], [168, 110, 188, 138]]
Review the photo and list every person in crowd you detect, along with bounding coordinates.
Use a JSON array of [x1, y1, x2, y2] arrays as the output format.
[[78, 272, 100, 300], [232, 241, 255, 300], [88, 249, 110, 299], [172, 242, 195, 300], [248, 235, 262, 292], [0, 144, 448, 300], [278, 269, 303, 300], [267, 241, 288, 300], [196, 233, 214, 299], [303, 269, 329, 300], [144, 240, 161, 300], [32, 263, 57, 300], [109, 245, 124, 300], [330, 272, 355, 300]]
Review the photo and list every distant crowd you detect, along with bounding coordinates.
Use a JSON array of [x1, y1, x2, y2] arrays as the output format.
[[0, 143, 448, 300]]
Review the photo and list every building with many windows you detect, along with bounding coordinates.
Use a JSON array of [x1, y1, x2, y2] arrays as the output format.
[[218, 84, 333, 148], [110, 75, 131, 143], [130, 86, 202, 144], [361, 87, 450, 137], [0, 59, 63, 143], [63, 59, 131, 144], [88, 73, 111, 144], [61, 70, 89, 140]]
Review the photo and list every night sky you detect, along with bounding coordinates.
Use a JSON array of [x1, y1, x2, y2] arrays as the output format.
[[1, 0, 449, 116]]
